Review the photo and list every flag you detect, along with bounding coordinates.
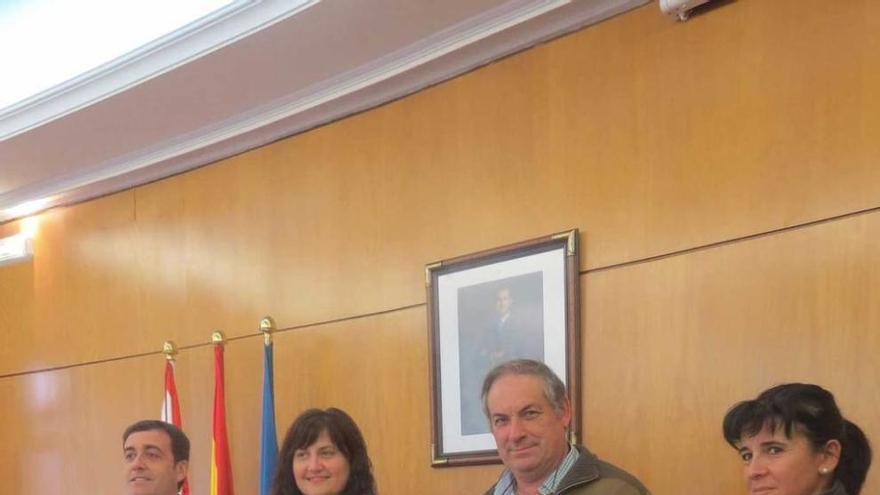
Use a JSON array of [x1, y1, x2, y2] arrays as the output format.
[[211, 342, 234, 495], [259, 340, 278, 495], [161, 359, 190, 495], [161, 360, 182, 425]]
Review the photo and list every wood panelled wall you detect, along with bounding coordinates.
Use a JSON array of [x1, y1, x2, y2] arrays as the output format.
[[1, 0, 878, 493]]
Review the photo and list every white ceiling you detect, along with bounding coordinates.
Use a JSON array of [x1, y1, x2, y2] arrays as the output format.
[[0, 0, 649, 223]]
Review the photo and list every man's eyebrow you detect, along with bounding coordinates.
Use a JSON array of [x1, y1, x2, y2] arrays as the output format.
[[517, 403, 541, 412], [124, 443, 164, 452], [490, 404, 542, 417]]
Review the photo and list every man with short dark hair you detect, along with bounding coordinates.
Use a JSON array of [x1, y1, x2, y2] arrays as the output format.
[[481, 359, 651, 495], [122, 420, 190, 495]]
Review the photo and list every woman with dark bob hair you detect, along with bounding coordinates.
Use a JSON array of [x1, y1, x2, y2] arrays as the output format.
[[723, 383, 872, 495], [271, 408, 377, 495]]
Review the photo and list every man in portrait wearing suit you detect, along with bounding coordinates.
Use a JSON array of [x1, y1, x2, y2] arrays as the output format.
[[460, 285, 544, 435], [479, 287, 543, 367]]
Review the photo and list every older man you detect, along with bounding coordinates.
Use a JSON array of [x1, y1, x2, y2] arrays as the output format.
[[482, 359, 650, 495], [122, 420, 189, 495]]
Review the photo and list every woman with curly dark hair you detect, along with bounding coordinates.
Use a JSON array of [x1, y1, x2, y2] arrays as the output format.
[[272, 408, 377, 495]]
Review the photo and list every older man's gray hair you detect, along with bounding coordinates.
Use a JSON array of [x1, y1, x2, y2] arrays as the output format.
[[480, 359, 568, 419]]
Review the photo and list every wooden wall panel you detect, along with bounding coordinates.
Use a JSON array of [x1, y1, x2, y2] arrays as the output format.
[[1, 0, 879, 494], [3, 209, 878, 494], [582, 210, 880, 494], [0, 351, 159, 494], [3, 0, 880, 373], [0, 193, 142, 373]]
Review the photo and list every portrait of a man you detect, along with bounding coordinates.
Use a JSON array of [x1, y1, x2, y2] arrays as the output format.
[[457, 271, 544, 434]]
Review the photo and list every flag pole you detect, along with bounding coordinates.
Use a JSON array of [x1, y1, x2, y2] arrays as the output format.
[[258, 316, 278, 495]]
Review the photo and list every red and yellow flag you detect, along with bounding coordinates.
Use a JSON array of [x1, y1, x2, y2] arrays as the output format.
[[210, 338, 234, 495]]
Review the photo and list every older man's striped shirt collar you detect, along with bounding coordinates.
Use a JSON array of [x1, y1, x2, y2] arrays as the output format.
[[492, 444, 579, 495]]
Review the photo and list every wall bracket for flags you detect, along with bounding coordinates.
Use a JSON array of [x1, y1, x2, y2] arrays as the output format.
[[163, 340, 178, 360], [260, 316, 275, 345]]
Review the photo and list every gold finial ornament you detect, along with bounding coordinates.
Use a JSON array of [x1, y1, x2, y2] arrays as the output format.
[[162, 340, 178, 361], [260, 316, 276, 345], [211, 330, 225, 344]]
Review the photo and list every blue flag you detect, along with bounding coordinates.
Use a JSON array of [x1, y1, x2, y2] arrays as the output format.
[[259, 341, 279, 495]]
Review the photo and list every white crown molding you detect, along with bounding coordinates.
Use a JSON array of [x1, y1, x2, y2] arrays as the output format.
[[0, 0, 649, 223], [0, 0, 319, 141]]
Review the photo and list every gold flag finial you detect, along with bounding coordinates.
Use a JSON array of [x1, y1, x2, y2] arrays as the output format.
[[260, 316, 276, 345], [162, 340, 177, 361], [212, 330, 225, 344]]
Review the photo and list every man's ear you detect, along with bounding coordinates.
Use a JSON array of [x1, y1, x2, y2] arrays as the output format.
[[558, 396, 572, 428], [175, 460, 189, 483]]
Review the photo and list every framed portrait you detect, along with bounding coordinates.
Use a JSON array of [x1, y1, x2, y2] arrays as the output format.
[[426, 229, 580, 466]]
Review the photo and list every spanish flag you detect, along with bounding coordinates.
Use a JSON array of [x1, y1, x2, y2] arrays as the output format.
[[211, 336, 234, 495]]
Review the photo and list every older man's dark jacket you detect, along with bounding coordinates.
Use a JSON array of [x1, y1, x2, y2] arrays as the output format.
[[483, 446, 651, 495]]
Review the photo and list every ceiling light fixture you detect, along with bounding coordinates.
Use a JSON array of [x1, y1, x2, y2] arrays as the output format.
[[0, 232, 33, 266], [4, 198, 52, 219]]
